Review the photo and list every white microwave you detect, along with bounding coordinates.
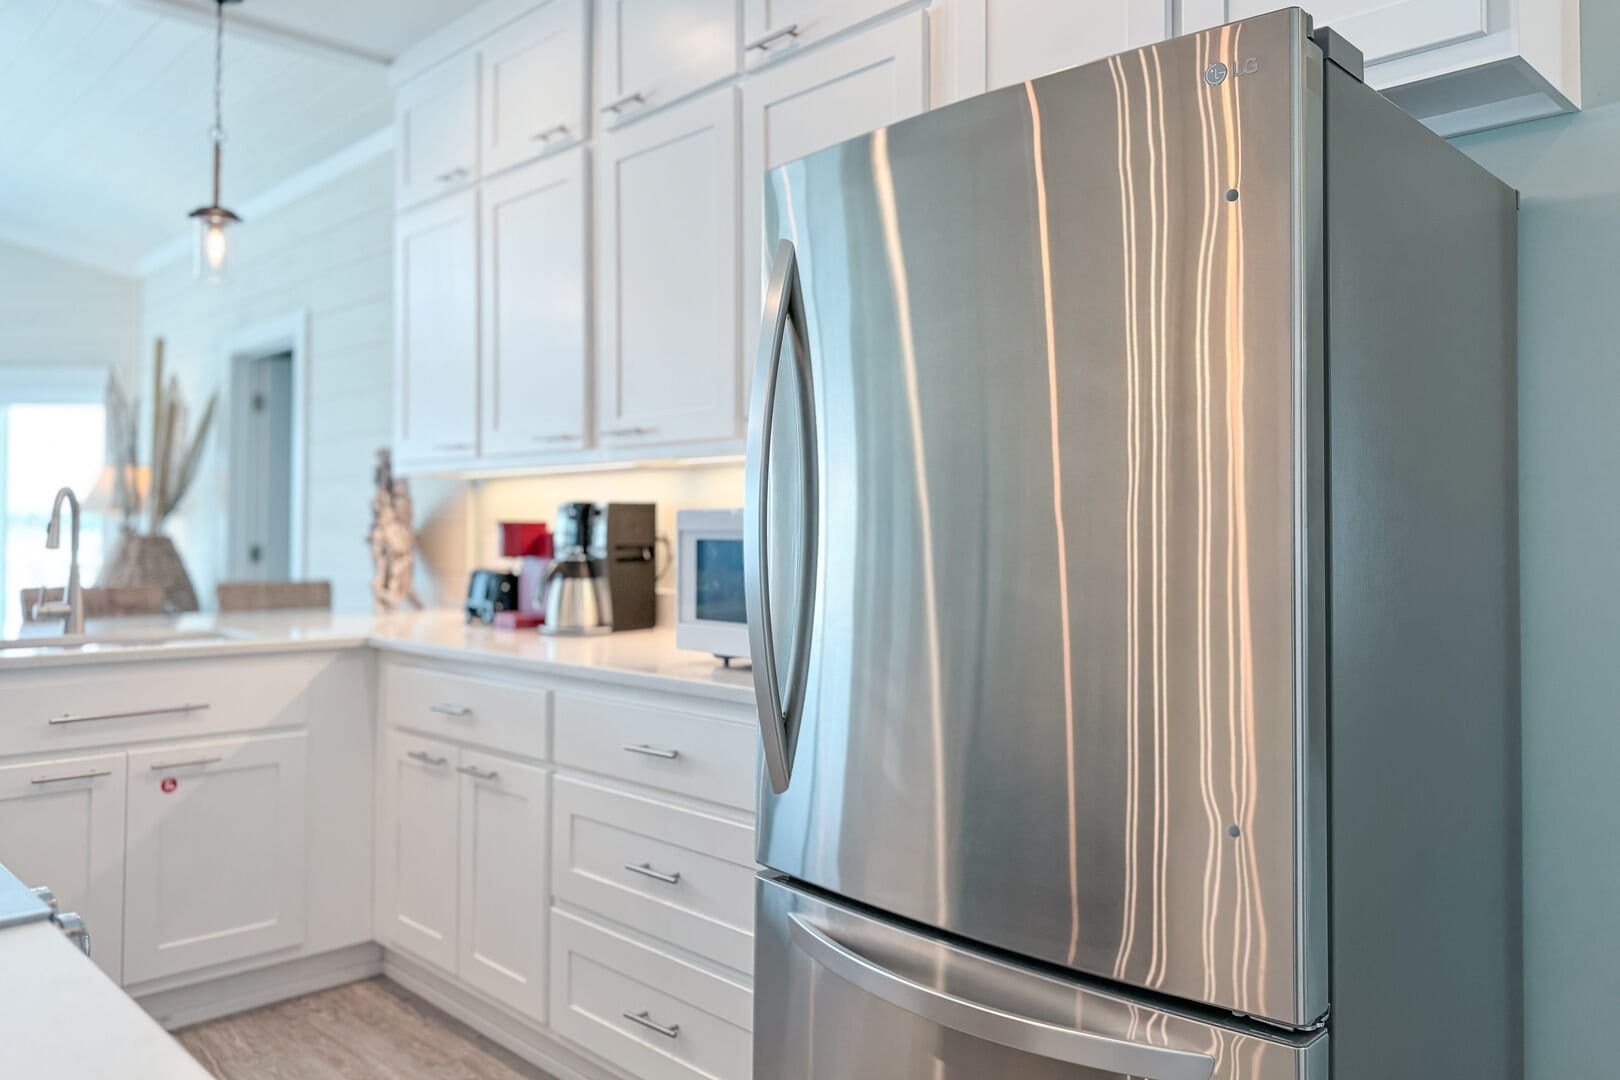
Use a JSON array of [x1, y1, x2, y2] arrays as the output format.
[[675, 509, 750, 663]]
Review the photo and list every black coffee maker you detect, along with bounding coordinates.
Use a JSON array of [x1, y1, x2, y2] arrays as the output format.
[[540, 502, 656, 633]]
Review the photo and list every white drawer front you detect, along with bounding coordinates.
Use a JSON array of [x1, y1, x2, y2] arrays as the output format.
[[551, 910, 751, 1080], [2, 654, 323, 758], [383, 662, 550, 760], [554, 693, 756, 810], [554, 777, 754, 973]]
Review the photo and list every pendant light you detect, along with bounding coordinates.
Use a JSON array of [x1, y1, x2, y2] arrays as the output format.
[[189, 0, 243, 283]]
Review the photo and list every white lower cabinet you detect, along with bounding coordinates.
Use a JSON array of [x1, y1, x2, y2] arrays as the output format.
[[0, 751, 127, 983], [551, 909, 753, 1080], [378, 730, 461, 973], [458, 748, 550, 1023], [123, 732, 309, 985]]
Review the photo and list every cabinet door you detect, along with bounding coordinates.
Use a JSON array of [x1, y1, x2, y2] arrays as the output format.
[[599, 0, 739, 127], [956, 0, 1168, 96], [124, 733, 307, 985], [742, 0, 909, 67], [397, 52, 480, 209], [395, 190, 479, 466], [596, 88, 740, 449], [480, 150, 589, 458], [482, 0, 589, 177], [377, 730, 460, 974], [0, 752, 126, 983], [457, 749, 550, 1022], [1180, 0, 1485, 63], [741, 11, 926, 369]]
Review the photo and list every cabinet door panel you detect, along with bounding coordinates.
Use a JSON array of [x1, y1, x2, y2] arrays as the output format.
[[480, 150, 589, 458], [482, 0, 588, 176], [457, 749, 549, 1022], [600, 0, 739, 125], [957, 0, 1168, 96], [395, 190, 479, 465], [124, 733, 307, 985], [597, 89, 740, 448], [1181, 0, 1486, 63], [377, 730, 459, 974], [741, 12, 926, 376], [743, 0, 909, 67], [0, 752, 126, 983], [397, 52, 480, 209]]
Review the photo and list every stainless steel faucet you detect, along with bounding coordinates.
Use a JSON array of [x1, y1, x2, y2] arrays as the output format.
[[38, 486, 84, 635]]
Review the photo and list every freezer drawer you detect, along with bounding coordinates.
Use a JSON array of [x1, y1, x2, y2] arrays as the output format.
[[755, 876, 1326, 1080]]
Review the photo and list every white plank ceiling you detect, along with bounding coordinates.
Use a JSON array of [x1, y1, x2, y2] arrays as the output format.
[[0, 0, 464, 276]]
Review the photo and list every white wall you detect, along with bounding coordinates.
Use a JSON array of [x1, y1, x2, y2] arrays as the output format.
[[0, 241, 139, 374], [141, 152, 465, 612]]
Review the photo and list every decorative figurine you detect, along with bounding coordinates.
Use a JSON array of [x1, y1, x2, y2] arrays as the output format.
[[368, 449, 422, 612]]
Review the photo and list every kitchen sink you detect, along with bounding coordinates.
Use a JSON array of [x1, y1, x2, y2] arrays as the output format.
[[0, 629, 242, 653]]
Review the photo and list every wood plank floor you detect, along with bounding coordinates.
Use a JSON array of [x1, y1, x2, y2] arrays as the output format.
[[175, 978, 555, 1080]]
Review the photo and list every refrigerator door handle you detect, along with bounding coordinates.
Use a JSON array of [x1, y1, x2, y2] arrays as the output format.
[[789, 913, 1216, 1080], [746, 238, 819, 794]]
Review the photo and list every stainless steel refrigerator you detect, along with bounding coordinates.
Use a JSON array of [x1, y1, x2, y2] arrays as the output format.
[[743, 8, 1520, 1079]]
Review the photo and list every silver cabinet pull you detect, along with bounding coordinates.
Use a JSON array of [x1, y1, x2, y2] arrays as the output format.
[[622, 1009, 679, 1039], [149, 755, 222, 772], [600, 91, 646, 115], [600, 424, 655, 437], [456, 764, 499, 781], [49, 702, 210, 726], [624, 861, 681, 885], [746, 23, 801, 51], [433, 441, 473, 452], [532, 122, 571, 142], [435, 166, 470, 182], [430, 703, 472, 717], [407, 750, 449, 767], [534, 433, 580, 443], [788, 914, 1214, 1078], [622, 743, 679, 760], [31, 769, 112, 786]]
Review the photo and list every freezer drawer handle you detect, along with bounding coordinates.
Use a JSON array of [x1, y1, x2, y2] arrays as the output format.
[[746, 238, 819, 794], [788, 914, 1216, 1080], [623, 862, 681, 885], [622, 1010, 679, 1039], [622, 742, 679, 760]]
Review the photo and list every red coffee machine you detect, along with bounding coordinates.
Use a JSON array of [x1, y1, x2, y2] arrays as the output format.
[[492, 521, 553, 630]]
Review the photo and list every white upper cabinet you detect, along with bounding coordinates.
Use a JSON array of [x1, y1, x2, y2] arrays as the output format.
[[123, 733, 308, 985], [1180, 0, 1580, 135], [954, 0, 1169, 96], [599, 0, 740, 127], [742, 0, 910, 67], [596, 88, 741, 449], [481, 0, 589, 177], [397, 52, 480, 209], [395, 190, 480, 467], [741, 11, 927, 364], [480, 149, 589, 458]]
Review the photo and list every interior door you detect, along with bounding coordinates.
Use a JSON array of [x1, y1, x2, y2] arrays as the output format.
[[750, 10, 1325, 1027], [377, 730, 459, 973], [124, 733, 307, 984], [755, 876, 1328, 1080], [0, 752, 126, 983]]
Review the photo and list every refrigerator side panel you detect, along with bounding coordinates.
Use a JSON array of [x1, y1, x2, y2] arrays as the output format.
[[752, 8, 1326, 1026], [1322, 64, 1521, 1079]]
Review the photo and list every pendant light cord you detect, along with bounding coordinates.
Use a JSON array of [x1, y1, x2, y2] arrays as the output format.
[[210, 0, 226, 205]]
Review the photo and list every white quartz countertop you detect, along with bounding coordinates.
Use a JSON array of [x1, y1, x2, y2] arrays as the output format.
[[0, 609, 756, 705]]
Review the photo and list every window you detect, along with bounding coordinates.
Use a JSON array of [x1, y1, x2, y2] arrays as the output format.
[[0, 370, 109, 633]]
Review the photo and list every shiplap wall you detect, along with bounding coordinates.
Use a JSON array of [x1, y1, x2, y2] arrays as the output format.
[[0, 241, 139, 373], [141, 152, 466, 612]]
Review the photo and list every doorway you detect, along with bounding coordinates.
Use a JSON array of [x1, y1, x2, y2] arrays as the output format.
[[229, 350, 294, 580]]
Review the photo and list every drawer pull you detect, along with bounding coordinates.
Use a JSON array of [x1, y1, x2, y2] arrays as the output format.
[[31, 768, 112, 786], [534, 433, 580, 443], [149, 755, 222, 772], [622, 1009, 679, 1039], [430, 703, 472, 717], [407, 750, 449, 767], [456, 764, 499, 782], [624, 861, 681, 885], [49, 702, 210, 726], [600, 91, 646, 115], [746, 23, 800, 51], [600, 424, 656, 438], [435, 167, 470, 183], [622, 743, 679, 760], [532, 123, 570, 143]]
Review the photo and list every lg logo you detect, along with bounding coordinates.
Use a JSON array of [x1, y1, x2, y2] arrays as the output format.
[[1204, 57, 1259, 85]]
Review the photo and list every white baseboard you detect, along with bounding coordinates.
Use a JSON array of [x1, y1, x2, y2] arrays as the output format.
[[383, 949, 630, 1080], [136, 943, 383, 1030]]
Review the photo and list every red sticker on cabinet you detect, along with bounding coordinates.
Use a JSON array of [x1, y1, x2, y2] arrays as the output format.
[[160, 777, 178, 793]]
